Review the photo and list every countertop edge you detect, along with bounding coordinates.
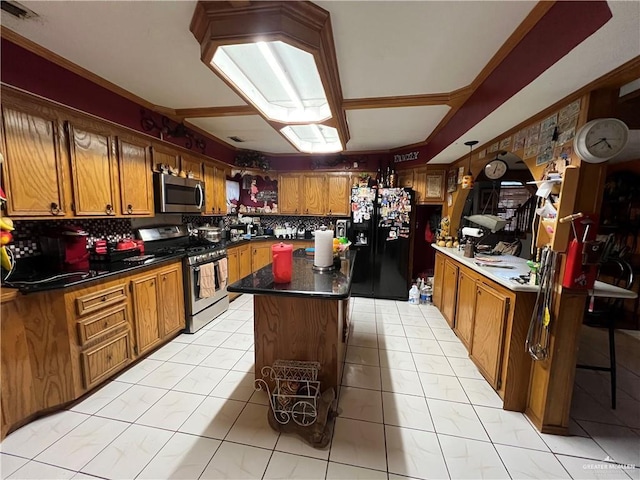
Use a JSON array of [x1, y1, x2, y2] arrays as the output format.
[[432, 245, 538, 293], [228, 249, 356, 299], [226, 284, 351, 300], [7, 253, 185, 294]]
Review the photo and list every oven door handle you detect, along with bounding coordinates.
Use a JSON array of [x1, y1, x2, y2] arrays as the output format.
[[195, 183, 204, 210]]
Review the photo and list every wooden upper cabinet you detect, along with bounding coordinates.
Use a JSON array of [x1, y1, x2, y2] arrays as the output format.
[[203, 163, 216, 214], [0, 105, 67, 217], [117, 136, 153, 216], [278, 174, 301, 214], [203, 163, 228, 215], [213, 166, 228, 215], [303, 174, 325, 215], [150, 144, 180, 171], [67, 121, 117, 216], [181, 155, 203, 180], [413, 167, 427, 204], [326, 174, 350, 216]]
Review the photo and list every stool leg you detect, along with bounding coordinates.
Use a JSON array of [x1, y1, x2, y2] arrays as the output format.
[[608, 325, 617, 409]]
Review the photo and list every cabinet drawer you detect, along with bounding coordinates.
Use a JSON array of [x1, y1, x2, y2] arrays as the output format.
[[76, 284, 127, 316], [77, 304, 128, 346], [81, 330, 132, 389]]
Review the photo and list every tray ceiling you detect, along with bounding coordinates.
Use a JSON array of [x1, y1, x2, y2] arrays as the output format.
[[2, 1, 639, 164]]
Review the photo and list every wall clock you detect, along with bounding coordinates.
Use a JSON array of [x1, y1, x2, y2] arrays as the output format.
[[484, 159, 508, 180], [573, 118, 629, 163]]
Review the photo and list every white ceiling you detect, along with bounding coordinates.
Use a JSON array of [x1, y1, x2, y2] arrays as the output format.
[[2, 1, 639, 162]]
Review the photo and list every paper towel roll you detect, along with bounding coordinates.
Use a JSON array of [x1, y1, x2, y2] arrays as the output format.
[[314, 229, 334, 268]]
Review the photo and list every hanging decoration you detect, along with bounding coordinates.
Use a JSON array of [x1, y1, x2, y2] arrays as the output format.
[[461, 140, 478, 189], [140, 110, 206, 152], [235, 150, 270, 171]]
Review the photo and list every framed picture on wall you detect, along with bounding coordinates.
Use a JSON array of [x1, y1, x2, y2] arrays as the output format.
[[447, 170, 457, 193], [425, 171, 445, 200]]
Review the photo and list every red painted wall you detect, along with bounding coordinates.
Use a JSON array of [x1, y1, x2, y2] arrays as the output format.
[[392, 1, 613, 169], [1, 38, 388, 171], [1, 38, 236, 164]]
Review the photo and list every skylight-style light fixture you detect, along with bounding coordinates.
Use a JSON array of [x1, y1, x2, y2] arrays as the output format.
[[191, 1, 349, 154]]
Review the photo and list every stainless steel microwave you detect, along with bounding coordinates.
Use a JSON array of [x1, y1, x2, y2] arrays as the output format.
[[154, 173, 204, 213]]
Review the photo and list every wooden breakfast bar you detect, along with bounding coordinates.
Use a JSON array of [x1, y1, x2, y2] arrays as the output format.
[[432, 245, 538, 412], [227, 249, 356, 392]]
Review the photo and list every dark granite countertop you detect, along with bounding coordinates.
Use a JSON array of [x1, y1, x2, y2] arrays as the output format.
[[227, 248, 356, 299], [3, 252, 185, 294]]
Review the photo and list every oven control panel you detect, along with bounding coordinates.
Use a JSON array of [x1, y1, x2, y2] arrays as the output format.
[[187, 248, 227, 266]]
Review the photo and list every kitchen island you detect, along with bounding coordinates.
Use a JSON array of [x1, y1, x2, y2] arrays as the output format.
[[227, 249, 356, 392]]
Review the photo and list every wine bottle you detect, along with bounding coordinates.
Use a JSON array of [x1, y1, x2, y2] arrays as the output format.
[[389, 166, 397, 188]]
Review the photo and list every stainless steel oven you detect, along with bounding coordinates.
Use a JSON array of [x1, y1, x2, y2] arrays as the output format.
[[184, 248, 229, 333], [155, 173, 204, 213]]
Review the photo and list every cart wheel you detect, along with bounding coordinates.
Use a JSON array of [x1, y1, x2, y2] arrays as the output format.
[[291, 400, 317, 426]]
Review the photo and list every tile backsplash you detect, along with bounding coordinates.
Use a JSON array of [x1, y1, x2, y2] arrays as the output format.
[[9, 214, 349, 259], [9, 218, 133, 259]]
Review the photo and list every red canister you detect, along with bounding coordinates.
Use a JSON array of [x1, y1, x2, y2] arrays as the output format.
[[272, 243, 293, 283]]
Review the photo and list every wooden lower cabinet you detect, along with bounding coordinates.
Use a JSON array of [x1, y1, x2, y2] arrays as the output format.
[[131, 275, 162, 355], [470, 283, 510, 389], [433, 253, 445, 308], [131, 264, 185, 355], [441, 260, 459, 327], [238, 244, 252, 279], [252, 243, 272, 271], [432, 251, 534, 413], [454, 269, 477, 349], [81, 330, 133, 389], [158, 266, 184, 338], [227, 247, 240, 300], [0, 260, 185, 439]]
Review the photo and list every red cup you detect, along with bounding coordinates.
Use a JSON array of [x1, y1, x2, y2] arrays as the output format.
[[272, 243, 293, 283]]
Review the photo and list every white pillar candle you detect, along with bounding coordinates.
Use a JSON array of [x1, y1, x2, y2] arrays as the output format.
[[314, 229, 334, 268]]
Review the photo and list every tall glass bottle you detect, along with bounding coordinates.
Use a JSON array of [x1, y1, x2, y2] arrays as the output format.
[[389, 166, 397, 188]]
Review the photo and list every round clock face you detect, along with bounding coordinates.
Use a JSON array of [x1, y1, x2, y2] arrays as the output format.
[[484, 159, 508, 180], [574, 118, 629, 163]]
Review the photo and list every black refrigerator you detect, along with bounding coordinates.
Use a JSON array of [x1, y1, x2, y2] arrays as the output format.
[[349, 186, 415, 300]]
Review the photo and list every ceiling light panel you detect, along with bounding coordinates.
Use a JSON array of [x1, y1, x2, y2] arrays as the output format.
[[281, 125, 342, 154], [211, 41, 331, 123]]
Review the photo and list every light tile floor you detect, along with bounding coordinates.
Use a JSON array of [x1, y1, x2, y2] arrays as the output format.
[[1, 294, 638, 479]]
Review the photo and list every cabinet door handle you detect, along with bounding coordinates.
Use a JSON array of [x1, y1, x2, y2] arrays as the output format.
[[50, 202, 61, 215], [103, 321, 109, 329], [163, 276, 166, 281], [106, 354, 113, 362], [106, 204, 114, 215], [150, 281, 154, 286], [127, 204, 133, 214], [101, 296, 107, 302]]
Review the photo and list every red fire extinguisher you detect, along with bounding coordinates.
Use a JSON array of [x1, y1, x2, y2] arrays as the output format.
[[560, 213, 601, 290]]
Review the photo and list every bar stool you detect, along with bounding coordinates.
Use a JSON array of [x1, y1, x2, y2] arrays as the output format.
[[576, 258, 634, 409]]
